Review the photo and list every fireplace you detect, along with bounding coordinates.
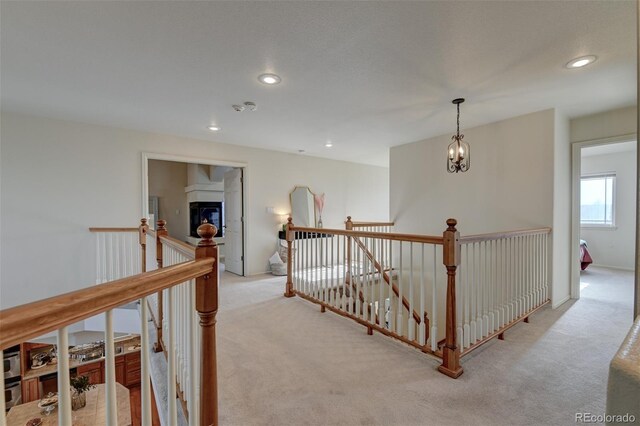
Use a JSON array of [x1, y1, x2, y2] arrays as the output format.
[[189, 202, 224, 238]]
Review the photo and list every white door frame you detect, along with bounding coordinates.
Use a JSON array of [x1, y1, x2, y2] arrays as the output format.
[[570, 133, 637, 299], [141, 152, 249, 275]]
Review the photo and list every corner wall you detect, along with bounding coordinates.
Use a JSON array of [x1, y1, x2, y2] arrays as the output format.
[[0, 112, 389, 309], [390, 108, 571, 307], [552, 110, 571, 307]]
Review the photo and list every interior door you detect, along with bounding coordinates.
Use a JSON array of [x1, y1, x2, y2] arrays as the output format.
[[224, 168, 244, 275]]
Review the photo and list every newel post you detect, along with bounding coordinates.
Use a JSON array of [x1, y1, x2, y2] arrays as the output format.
[[438, 218, 463, 378], [139, 218, 148, 273], [284, 217, 295, 298], [195, 222, 219, 426], [153, 219, 168, 353], [345, 216, 353, 285]]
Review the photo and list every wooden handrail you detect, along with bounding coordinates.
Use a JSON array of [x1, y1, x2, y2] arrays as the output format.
[[0, 259, 214, 350], [160, 235, 196, 259], [459, 227, 551, 244], [147, 227, 156, 237], [289, 226, 445, 245], [89, 227, 139, 232]]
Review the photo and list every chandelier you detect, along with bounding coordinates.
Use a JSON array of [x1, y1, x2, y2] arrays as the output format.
[[447, 98, 470, 173]]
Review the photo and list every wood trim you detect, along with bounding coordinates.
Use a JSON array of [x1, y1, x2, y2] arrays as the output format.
[[290, 226, 445, 245], [159, 235, 196, 259], [459, 227, 551, 244], [146, 228, 156, 237], [295, 290, 442, 359], [0, 259, 214, 350], [459, 300, 550, 358], [89, 227, 139, 233]]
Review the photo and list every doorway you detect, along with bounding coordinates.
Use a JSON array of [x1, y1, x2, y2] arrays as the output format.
[[571, 137, 637, 300], [141, 153, 247, 276]]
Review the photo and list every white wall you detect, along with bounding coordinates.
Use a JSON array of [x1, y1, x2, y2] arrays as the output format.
[[571, 106, 637, 143], [0, 112, 389, 309], [148, 159, 189, 239], [581, 148, 637, 270], [390, 109, 573, 307], [390, 109, 555, 234], [552, 110, 572, 307]]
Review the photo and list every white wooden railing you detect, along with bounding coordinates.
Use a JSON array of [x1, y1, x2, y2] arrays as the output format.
[[287, 220, 447, 358], [92, 227, 142, 284], [457, 228, 551, 355], [160, 236, 201, 425], [286, 217, 552, 378]]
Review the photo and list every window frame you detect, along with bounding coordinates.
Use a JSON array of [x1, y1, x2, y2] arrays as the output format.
[[579, 172, 616, 229]]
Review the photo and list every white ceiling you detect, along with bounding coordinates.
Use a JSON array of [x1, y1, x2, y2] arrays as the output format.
[[1, 1, 636, 166]]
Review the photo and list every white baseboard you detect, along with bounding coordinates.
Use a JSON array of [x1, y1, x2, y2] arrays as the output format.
[[589, 263, 635, 272], [552, 294, 571, 309]]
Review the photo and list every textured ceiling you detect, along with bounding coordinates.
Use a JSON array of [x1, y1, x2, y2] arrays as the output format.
[[1, 1, 636, 166]]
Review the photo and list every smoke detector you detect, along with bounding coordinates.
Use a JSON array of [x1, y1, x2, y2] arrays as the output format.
[[232, 101, 257, 112]]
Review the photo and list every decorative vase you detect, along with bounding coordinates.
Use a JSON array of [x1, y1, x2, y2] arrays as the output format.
[[71, 391, 86, 411]]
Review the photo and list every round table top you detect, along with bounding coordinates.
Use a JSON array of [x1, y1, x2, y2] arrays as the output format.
[[6, 383, 131, 426]]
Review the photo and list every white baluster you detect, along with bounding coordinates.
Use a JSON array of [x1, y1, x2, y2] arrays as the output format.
[[483, 241, 489, 337], [419, 244, 425, 346], [389, 239, 394, 332], [189, 281, 198, 425], [95, 233, 101, 284], [475, 242, 482, 341], [57, 327, 72, 425], [140, 296, 152, 426], [463, 243, 470, 348], [105, 309, 118, 424], [408, 242, 415, 340], [167, 286, 178, 425], [0, 351, 5, 426], [379, 238, 385, 326], [397, 241, 403, 335], [488, 240, 495, 334], [456, 243, 464, 348], [431, 245, 438, 351]]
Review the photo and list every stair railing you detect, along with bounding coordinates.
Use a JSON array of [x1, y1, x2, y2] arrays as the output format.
[[284, 217, 462, 377], [0, 220, 220, 426], [286, 216, 552, 378]]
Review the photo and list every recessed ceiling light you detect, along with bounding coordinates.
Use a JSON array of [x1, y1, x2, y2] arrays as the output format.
[[566, 55, 597, 69], [207, 125, 221, 132], [325, 141, 333, 148], [258, 73, 281, 85]]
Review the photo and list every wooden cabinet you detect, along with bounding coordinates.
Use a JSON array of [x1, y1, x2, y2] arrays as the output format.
[[124, 352, 141, 387], [77, 360, 104, 385], [22, 377, 39, 403], [115, 356, 126, 385]]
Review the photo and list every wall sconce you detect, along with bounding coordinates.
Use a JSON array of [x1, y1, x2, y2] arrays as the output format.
[[447, 98, 470, 173]]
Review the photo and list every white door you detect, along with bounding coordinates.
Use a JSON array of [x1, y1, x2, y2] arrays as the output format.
[[224, 168, 244, 275]]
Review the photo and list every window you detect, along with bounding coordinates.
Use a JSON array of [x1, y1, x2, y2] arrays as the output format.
[[580, 174, 615, 226]]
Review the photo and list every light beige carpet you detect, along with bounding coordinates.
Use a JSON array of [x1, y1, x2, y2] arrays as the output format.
[[216, 267, 635, 426]]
